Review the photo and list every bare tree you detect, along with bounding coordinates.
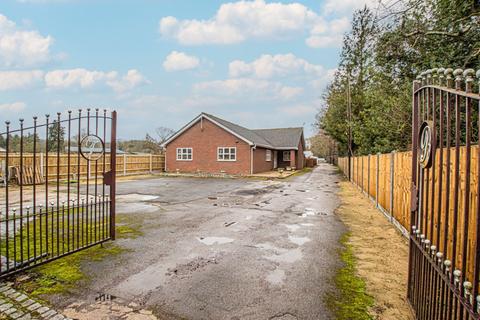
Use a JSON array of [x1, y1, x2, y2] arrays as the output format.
[[145, 127, 175, 153]]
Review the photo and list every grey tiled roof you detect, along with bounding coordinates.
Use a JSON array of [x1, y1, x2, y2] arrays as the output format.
[[202, 113, 303, 149], [252, 127, 304, 149]]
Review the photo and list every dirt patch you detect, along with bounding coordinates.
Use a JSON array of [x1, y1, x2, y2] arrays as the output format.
[[336, 181, 414, 320]]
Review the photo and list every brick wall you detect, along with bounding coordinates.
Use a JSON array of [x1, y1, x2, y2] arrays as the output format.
[[252, 147, 274, 173], [165, 118, 252, 175]]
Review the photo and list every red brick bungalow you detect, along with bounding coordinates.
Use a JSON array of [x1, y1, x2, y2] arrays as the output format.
[[162, 113, 305, 175]]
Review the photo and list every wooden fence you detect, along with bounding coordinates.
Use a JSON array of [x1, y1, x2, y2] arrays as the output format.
[[338, 151, 412, 236], [0, 153, 165, 184], [338, 146, 480, 279]]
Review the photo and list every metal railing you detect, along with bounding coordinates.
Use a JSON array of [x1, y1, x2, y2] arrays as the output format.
[[0, 109, 117, 278], [409, 68, 480, 319]]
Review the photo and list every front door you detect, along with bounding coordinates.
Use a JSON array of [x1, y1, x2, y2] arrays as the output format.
[[273, 151, 278, 169]]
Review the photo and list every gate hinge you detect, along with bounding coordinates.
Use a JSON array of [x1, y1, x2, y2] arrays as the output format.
[[103, 171, 113, 186]]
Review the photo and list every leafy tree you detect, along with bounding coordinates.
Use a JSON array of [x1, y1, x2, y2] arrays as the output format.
[[317, 0, 480, 156], [47, 120, 65, 153]]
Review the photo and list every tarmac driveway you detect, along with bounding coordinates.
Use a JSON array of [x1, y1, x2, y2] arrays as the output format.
[[58, 163, 345, 320]]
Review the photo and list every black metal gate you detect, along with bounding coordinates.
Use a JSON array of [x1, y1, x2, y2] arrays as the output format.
[[0, 109, 116, 278], [408, 68, 480, 319]]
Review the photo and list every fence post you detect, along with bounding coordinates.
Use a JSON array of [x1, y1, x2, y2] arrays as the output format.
[[390, 151, 395, 220], [367, 154, 370, 199], [376, 153, 380, 208], [351, 156, 353, 182], [123, 154, 127, 176], [149, 154, 153, 173], [361, 156, 364, 193]]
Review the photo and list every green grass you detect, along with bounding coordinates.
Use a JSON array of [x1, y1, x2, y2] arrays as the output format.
[[0, 206, 111, 262], [3, 208, 143, 298], [326, 233, 374, 320], [18, 242, 125, 297]]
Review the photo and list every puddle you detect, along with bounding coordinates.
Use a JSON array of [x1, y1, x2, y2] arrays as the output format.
[[266, 248, 302, 263], [117, 202, 158, 214], [255, 243, 280, 251], [266, 268, 285, 285], [117, 194, 159, 202], [300, 208, 318, 217], [284, 224, 301, 232], [288, 236, 311, 246], [197, 236, 234, 245]]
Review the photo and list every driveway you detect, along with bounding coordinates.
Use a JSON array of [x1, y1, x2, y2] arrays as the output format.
[[56, 163, 345, 320]]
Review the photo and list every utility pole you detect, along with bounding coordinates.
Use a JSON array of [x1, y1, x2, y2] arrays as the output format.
[[347, 74, 353, 181]]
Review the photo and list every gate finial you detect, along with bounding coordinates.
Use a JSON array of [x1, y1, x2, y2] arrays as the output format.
[[437, 68, 445, 86], [431, 68, 438, 84]]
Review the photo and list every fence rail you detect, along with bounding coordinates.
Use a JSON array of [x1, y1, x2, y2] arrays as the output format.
[[339, 146, 480, 267], [0, 153, 165, 184]]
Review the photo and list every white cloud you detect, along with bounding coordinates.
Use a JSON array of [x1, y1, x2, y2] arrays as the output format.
[[163, 51, 200, 72], [278, 103, 317, 116], [159, 0, 319, 45], [323, 0, 379, 15], [0, 70, 44, 90], [194, 78, 302, 100], [159, 0, 352, 48], [44, 68, 148, 92], [0, 14, 53, 67], [107, 69, 150, 93], [0, 101, 26, 112], [45, 68, 116, 89], [229, 53, 325, 79], [306, 17, 350, 48]]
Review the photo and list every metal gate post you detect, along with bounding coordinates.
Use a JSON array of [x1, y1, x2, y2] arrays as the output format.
[[110, 111, 117, 240]]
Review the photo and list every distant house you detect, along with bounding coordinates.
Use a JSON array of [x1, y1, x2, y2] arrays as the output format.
[[162, 113, 305, 175]]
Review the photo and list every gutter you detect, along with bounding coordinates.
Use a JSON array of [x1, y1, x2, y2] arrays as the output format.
[[250, 144, 256, 174]]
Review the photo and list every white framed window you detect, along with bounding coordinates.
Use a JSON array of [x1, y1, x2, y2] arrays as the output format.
[[176, 148, 193, 161], [218, 147, 236, 161], [283, 151, 291, 161], [266, 149, 272, 161]]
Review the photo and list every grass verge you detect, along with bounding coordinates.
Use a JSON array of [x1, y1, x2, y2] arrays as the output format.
[[326, 232, 374, 320], [7, 212, 143, 298]]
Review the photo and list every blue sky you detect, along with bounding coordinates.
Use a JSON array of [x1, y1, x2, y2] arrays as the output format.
[[0, 0, 373, 139]]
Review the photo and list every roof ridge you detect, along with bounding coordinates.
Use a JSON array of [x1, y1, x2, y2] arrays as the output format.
[[202, 112, 276, 147], [253, 127, 303, 131]]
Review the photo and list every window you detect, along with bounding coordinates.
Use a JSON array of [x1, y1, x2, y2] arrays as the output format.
[[218, 147, 236, 161], [266, 149, 272, 161], [283, 151, 291, 161], [176, 148, 192, 161]]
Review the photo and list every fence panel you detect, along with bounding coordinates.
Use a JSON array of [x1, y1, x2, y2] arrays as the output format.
[[0, 153, 165, 184]]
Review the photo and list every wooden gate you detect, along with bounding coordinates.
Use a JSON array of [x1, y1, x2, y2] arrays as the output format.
[[0, 109, 117, 278], [408, 68, 480, 319]]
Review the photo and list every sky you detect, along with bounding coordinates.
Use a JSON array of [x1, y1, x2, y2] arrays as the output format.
[[0, 0, 375, 140]]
